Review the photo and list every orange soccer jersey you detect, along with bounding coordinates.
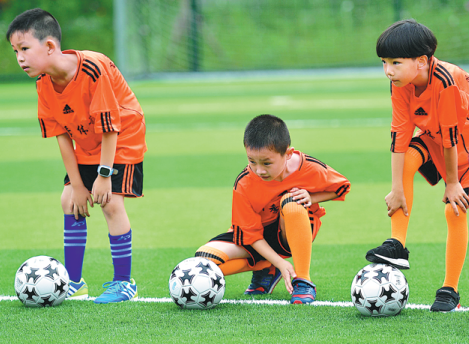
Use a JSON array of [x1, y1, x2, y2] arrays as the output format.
[[390, 57, 469, 185], [36, 50, 146, 165], [231, 150, 351, 246]]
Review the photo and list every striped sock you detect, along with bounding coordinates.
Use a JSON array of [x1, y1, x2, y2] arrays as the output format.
[[109, 229, 132, 282], [64, 214, 87, 282]]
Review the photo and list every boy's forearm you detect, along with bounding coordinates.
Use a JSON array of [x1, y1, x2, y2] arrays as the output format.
[[100, 132, 118, 166], [391, 152, 406, 190], [443, 146, 459, 184], [309, 191, 338, 204], [57, 134, 83, 187]]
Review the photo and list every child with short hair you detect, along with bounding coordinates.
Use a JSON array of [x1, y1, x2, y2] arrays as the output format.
[[196, 114, 350, 304], [366, 19, 469, 312], [7, 8, 146, 304]]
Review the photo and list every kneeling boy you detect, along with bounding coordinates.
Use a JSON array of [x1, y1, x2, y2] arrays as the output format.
[[196, 114, 350, 304]]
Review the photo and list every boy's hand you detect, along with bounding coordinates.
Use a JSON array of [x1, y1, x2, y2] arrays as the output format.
[[290, 187, 312, 208], [443, 182, 469, 216], [277, 260, 297, 294], [92, 176, 112, 208], [385, 189, 408, 217], [71, 185, 94, 219]]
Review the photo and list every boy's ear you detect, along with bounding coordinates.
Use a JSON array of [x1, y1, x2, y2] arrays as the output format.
[[285, 147, 294, 159], [417, 55, 428, 69], [45, 38, 59, 55]]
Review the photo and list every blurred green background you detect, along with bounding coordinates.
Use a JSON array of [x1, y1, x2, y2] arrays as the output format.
[[2, 0, 469, 80]]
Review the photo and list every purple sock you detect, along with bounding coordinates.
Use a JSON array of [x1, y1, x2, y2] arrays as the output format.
[[64, 215, 87, 282], [109, 229, 132, 282]]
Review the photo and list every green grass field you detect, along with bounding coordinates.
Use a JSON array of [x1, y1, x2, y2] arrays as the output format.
[[1, 74, 468, 343]]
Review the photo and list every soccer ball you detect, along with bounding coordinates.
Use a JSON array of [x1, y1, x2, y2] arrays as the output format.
[[169, 257, 226, 309], [351, 263, 409, 317], [15, 256, 69, 307]]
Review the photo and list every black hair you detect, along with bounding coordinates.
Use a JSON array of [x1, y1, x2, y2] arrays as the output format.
[[243, 114, 291, 155], [6, 8, 61, 43], [376, 19, 437, 59]]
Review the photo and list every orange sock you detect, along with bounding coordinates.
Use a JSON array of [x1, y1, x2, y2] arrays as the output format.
[[195, 245, 229, 265], [443, 204, 468, 292], [391, 147, 427, 247], [218, 259, 271, 276], [281, 193, 312, 281]]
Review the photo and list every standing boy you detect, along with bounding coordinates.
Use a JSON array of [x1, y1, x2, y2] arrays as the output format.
[[366, 19, 469, 312], [196, 114, 350, 304], [7, 8, 146, 304]]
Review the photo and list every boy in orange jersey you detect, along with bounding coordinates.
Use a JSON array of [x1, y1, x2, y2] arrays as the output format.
[[366, 19, 469, 312], [7, 9, 146, 304], [196, 114, 350, 304]]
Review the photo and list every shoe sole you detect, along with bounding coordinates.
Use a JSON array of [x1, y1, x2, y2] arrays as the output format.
[[94, 291, 138, 304], [430, 303, 461, 312], [366, 253, 410, 270]]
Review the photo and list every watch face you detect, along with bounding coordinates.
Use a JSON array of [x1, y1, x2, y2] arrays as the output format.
[[99, 167, 111, 176]]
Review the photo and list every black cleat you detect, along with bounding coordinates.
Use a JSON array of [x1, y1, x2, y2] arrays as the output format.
[[430, 287, 460, 312], [366, 238, 410, 269]]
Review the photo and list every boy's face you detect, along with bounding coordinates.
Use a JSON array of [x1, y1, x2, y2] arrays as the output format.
[[381, 57, 421, 87], [10, 30, 50, 78], [245, 146, 292, 182]]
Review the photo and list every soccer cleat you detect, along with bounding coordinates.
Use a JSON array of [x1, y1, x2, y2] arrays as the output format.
[[365, 238, 410, 269], [244, 266, 282, 295], [430, 287, 461, 312], [290, 278, 316, 304], [67, 278, 88, 300], [94, 278, 138, 304]]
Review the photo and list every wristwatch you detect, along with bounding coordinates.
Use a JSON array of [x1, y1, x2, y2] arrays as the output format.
[[97, 165, 118, 177]]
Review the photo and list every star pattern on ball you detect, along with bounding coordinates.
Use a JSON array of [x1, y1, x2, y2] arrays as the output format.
[[25, 267, 41, 284], [358, 270, 370, 285], [365, 299, 383, 314], [55, 279, 68, 297], [18, 262, 27, 273], [23, 286, 39, 301], [178, 269, 196, 285], [380, 284, 397, 303], [170, 266, 180, 280], [373, 269, 390, 283], [171, 295, 183, 308], [211, 274, 224, 291], [399, 288, 409, 306], [352, 288, 364, 305], [200, 291, 215, 307], [180, 287, 197, 303], [196, 262, 212, 276], [41, 295, 55, 307], [44, 264, 58, 280]]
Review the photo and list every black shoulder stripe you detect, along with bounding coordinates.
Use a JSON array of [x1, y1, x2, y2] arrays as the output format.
[[83, 63, 100, 80], [234, 168, 249, 190], [82, 68, 96, 82], [305, 156, 327, 169], [437, 64, 454, 85], [434, 66, 454, 89], [429, 59, 435, 85], [84, 59, 101, 75]]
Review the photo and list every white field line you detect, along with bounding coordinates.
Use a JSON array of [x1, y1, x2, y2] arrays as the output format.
[[1, 295, 468, 312], [0, 118, 389, 137]]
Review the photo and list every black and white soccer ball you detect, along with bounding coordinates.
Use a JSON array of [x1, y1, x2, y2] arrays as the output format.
[[351, 263, 409, 316], [15, 256, 69, 307], [169, 257, 225, 309]]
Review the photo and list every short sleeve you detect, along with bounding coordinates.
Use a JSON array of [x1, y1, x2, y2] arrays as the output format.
[[438, 85, 461, 148], [231, 187, 264, 246], [37, 91, 66, 138], [390, 86, 415, 152], [89, 73, 122, 134]]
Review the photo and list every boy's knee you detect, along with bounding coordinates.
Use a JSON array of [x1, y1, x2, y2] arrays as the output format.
[[195, 245, 229, 265], [280, 193, 308, 216]]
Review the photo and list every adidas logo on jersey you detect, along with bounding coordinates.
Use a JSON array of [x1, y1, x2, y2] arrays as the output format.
[[63, 104, 75, 114], [414, 107, 427, 116]]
